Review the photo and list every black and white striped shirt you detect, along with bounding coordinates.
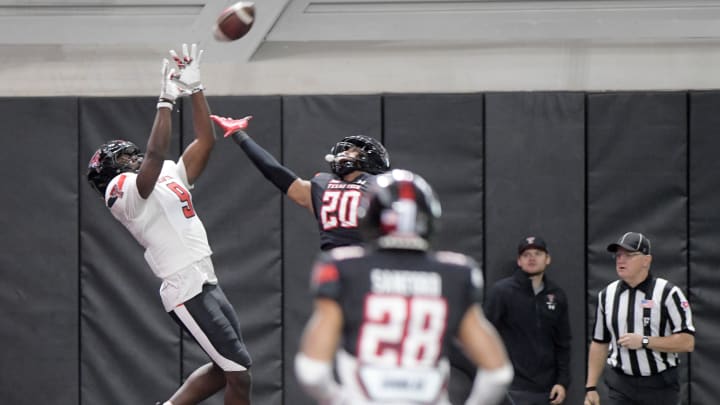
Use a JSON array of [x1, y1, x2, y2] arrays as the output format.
[[592, 273, 695, 376]]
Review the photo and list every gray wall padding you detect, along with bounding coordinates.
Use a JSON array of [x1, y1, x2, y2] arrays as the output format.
[[180, 96, 284, 405], [281, 95, 383, 404], [687, 91, 720, 405], [384, 93, 485, 258], [586, 92, 689, 403], [2, 91, 716, 405], [79, 97, 183, 404], [383, 93, 485, 402], [80, 96, 285, 405], [0, 97, 79, 405], [484, 92, 586, 404]]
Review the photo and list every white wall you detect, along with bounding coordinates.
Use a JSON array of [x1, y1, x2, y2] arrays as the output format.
[[2, 0, 720, 96]]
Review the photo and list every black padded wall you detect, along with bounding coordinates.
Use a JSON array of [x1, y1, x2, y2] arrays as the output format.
[[586, 92, 689, 402], [0, 98, 79, 405], [180, 96, 284, 405], [4, 90, 720, 405], [687, 91, 720, 405], [484, 92, 586, 404], [383, 93, 485, 257], [79, 98, 183, 404], [383, 93, 485, 402], [281, 95, 383, 404]]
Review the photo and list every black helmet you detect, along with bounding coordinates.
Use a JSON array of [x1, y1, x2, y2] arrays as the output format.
[[358, 169, 441, 247], [87, 140, 143, 196], [327, 135, 390, 176]]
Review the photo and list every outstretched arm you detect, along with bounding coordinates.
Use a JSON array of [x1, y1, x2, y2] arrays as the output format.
[[181, 92, 215, 185], [136, 58, 188, 198], [211, 115, 314, 211], [171, 44, 215, 185]]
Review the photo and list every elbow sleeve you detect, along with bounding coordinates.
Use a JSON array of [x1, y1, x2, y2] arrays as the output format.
[[294, 353, 342, 402], [464, 363, 514, 405]]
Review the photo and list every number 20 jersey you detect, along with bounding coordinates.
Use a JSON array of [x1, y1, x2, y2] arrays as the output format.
[[311, 246, 484, 404], [104, 159, 212, 279], [310, 172, 375, 251]]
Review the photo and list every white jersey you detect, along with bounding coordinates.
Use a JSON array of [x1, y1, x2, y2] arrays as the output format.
[[104, 159, 213, 279]]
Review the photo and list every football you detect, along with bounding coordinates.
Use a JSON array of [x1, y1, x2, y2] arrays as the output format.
[[213, 2, 256, 42]]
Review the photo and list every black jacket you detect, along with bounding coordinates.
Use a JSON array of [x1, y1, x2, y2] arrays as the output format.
[[484, 269, 571, 392]]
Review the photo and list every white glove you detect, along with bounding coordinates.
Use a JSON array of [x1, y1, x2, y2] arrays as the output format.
[[158, 58, 189, 109], [169, 43, 204, 93]]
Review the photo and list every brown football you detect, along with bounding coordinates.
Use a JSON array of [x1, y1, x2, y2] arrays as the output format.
[[213, 2, 256, 42]]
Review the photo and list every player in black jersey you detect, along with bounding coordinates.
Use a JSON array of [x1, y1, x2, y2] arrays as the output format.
[[210, 115, 390, 250], [294, 169, 513, 404]]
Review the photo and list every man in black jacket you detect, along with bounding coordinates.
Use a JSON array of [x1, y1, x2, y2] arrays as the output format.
[[484, 236, 571, 405]]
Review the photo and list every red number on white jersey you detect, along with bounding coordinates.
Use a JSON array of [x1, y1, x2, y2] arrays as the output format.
[[320, 189, 362, 230], [166, 182, 196, 218], [358, 295, 447, 367]]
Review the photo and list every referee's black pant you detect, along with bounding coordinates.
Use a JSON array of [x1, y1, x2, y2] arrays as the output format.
[[605, 366, 679, 405]]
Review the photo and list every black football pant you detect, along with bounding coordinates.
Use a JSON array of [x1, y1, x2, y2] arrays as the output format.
[[170, 283, 252, 371], [502, 389, 550, 405], [605, 367, 679, 405]]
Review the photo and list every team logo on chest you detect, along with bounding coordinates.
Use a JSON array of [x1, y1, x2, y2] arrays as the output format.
[[545, 293, 556, 310], [107, 174, 126, 208]]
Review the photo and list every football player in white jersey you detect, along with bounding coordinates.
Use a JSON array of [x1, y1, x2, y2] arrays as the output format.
[[295, 170, 513, 405], [86, 44, 252, 405]]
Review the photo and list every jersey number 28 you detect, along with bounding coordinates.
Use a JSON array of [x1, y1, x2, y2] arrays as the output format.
[[358, 295, 447, 367]]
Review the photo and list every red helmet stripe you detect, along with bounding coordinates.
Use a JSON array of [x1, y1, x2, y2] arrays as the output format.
[[312, 263, 339, 286], [398, 180, 416, 200]]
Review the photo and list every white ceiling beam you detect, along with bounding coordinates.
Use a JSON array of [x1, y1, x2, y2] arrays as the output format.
[[267, 0, 720, 42]]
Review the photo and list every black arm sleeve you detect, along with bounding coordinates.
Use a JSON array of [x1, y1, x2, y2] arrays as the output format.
[[231, 131, 299, 194]]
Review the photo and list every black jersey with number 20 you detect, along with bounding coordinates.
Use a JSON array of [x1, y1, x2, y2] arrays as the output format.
[[310, 245, 483, 404], [310, 172, 375, 250]]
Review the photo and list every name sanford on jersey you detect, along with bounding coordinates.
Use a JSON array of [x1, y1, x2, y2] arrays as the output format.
[[370, 269, 441, 296]]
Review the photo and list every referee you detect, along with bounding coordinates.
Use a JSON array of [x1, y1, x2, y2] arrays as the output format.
[[584, 232, 695, 405]]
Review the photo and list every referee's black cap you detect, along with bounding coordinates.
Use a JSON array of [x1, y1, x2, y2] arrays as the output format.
[[607, 232, 651, 255], [518, 236, 548, 255]]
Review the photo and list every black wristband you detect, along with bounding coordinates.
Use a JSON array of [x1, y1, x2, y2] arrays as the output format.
[[585, 386, 597, 392]]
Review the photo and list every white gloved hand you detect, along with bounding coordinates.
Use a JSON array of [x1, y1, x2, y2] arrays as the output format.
[[158, 58, 189, 109], [169, 43, 204, 93]]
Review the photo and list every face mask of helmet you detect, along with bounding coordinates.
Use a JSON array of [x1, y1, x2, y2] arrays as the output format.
[[327, 135, 390, 177], [87, 140, 144, 196]]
